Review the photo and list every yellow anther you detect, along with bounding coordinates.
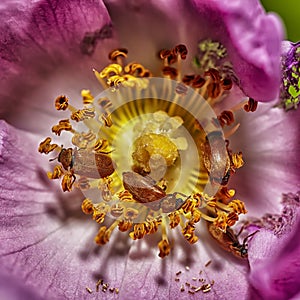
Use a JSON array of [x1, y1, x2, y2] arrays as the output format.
[[190, 209, 201, 224], [144, 218, 160, 234], [106, 75, 125, 88], [168, 211, 181, 229], [231, 152, 244, 169], [182, 223, 198, 244], [118, 220, 133, 232], [215, 187, 235, 203], [228, 200, 247, 215], [47, 165, 64, 179], [108, 48, 128, 62], [101, 112, 113, 127], [81, 89, 94, 104], [158, 239, 171, 258], [94, 138, 109, 152], [38, 137, 58, 154], [213, 212, 229, 232], [192, 193, 211, 207], [207, 199, 217, 208], [61, 173, 75, 192], [55, 95, 69, 111], [129, 223, 147, 240], [52, 119, 72, 136], [100, 64, 123, 78], [81, 198, 94, 215], [118, 190, 134, 202], [95, 226, 111, 245], [71, 108, 95, 122], [124, 62, 151, 77], [93, 211, 107, 224], [180, 197, 197, 214], [227, 212, 239, 227]]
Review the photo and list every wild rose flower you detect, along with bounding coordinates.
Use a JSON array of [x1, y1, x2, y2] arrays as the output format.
[[1, 1, 298, 300]]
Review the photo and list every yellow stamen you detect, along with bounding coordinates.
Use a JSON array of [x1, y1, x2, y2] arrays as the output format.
[[47, 165, 64, 179], [231, 152, 244, 169], [55, 95, 69, 111], [81, 89, 94, 105], [52, 119, 73, 136], [61, 173, 75, 192], [39, 44, 249, 259], [71, 108, 95, 122], [158, 239, 171, 258], [38, 137, 58, 154], [81, 198, 94, 215]]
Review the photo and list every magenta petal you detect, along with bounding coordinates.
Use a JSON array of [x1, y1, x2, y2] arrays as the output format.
[[116, 230, 250, 299], [0, 272, 42, 300], [0, 120, 131, 299], [230, 102, 300, 214], [0, 0, 117, 118], [104, 0, 283, 101], [248, 213, 300, 300], [192, 0, 284, 101]]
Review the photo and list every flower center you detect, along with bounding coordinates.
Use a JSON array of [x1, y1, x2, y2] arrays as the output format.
[[39, 43, 257, 258]]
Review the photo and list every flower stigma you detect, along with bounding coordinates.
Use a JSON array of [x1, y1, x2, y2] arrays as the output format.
[[39, 43, 258, 259]]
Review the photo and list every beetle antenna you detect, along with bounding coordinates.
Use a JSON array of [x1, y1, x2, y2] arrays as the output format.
[[236, 224, 246, 238], [49, 156, 58, 162], [242, 230, 260, 246]]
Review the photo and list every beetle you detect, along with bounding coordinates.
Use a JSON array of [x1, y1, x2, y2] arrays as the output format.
[[122, 171, 185, 212], [202, 131, 231, 186], [207, 222, 259, 259], [56, 147, 115, 178]]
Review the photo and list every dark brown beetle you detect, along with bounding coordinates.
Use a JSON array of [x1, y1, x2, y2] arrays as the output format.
[[207, 222, 259, 259], [122, 171, 185, 212], [57, 147, 115, 178], [202, 131, 231, 186]]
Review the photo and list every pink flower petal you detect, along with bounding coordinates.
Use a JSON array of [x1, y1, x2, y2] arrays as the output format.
[[248, 208, 300, 300], [0, 0, 117, 128], [117, 228, 250, 300], [230, 102, 300, 215], [0, 271, 41, 300], [0, 120, 131, 299]]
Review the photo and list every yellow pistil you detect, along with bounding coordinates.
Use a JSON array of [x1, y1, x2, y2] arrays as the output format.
[[39, 44, 254, 258], [132, 133, 179, 174]]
